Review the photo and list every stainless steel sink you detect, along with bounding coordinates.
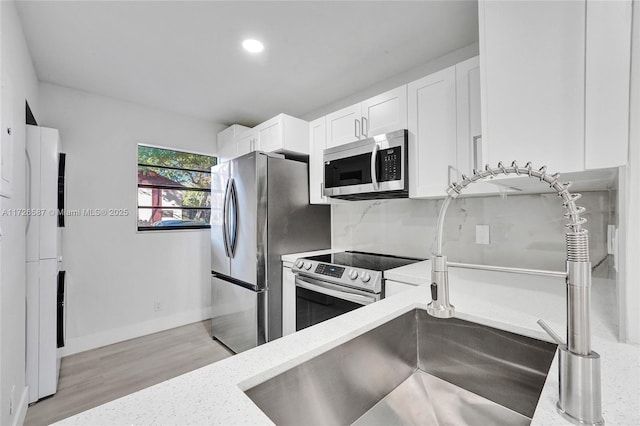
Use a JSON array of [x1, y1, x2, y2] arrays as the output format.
[[245, 309, 557, 426]]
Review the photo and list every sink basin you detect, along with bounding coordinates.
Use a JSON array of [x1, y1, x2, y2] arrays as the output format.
[[245, 309, 557, 426]]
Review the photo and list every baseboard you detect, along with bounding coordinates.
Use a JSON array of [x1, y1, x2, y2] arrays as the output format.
[[59, 307, 212, 357], [12, 387, 28, 426]]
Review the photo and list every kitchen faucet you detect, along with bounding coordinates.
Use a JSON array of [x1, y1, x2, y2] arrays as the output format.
[[428, 161, 604, 426]]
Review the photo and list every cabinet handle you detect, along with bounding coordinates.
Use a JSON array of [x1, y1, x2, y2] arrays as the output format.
[[354, 119, 361, 139], [472, 135, 483, 171], [320, 182, 326, 199], [361, 117, 368, 138]]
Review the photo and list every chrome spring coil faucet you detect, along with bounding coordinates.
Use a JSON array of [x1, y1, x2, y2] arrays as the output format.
[[428, 161, 603, 426]]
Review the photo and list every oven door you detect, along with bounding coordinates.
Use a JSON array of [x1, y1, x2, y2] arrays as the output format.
[[294, 274, 379, 331]]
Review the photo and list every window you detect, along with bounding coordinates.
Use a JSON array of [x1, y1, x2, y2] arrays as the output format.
[[137, 145, 216, 231]]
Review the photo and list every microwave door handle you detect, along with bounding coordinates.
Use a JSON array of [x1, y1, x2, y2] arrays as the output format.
[[295, 276, 376, 306], [222, 179, 232, 258], [371, 143, 380, 190]]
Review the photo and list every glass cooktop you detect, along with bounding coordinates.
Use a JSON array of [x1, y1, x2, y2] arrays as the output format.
[[303, 251, 422, 272]]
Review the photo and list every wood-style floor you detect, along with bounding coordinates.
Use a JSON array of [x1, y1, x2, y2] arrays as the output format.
[[25, 320, 233, 426]]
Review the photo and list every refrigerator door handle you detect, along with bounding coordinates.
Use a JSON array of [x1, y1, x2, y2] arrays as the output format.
[[222, 179, 232, 258], [229, 178, 239, 257]]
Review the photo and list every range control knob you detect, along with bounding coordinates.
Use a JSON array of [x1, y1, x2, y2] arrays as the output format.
[[304, 262, 313, 270], [294, 260, 304, 269], [348, 270, 359, 280], [361, 272, 371, 283]]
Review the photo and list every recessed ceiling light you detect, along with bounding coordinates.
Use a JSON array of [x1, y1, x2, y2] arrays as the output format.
[[242, 39, 264, 53]]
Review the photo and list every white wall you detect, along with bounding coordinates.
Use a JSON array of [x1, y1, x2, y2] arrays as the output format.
[[0, 1, 40, 425], [38, 83, 224, 356]]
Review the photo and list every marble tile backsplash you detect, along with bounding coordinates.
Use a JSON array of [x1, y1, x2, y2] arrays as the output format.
[[332, 191, 613, 272]]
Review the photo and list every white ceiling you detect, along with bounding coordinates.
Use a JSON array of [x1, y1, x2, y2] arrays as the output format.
[[16, 1, 479, 126]]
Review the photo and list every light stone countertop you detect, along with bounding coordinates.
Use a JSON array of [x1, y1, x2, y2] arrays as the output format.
[[55, 258, 640, 426]]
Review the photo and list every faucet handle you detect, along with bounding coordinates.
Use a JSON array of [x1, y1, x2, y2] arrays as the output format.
[[537, 319, 566, 345]]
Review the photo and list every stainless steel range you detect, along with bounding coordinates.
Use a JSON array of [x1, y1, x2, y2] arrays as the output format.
[[292, 251, 421, 331]]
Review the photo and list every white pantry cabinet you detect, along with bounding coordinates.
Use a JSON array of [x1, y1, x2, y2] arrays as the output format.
[[309, 117, 329, 205], [216, 124, 250, 162], [408, 66, 457, 198], [478, 0, 631, 173], [325, 86, 407, 148], [282, 264, 296, 336]]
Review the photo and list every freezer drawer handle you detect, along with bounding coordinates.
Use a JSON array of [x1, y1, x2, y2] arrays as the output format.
[[295, 276, 377, 306]]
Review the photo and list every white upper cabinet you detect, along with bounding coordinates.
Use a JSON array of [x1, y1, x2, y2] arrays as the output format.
[[235, 129, 257, 158], [360, 86, 408, 138], [254, 114, 310, 155], [584, 0, 632, 170], [408, 66, 457, 198], [216, 124, 250, 162], [325, 86, 408, 148], [325, 103, 362, 148], [478, 0, 631, 174], [309, 117, 329, 205], [217, 114, 310, 162]]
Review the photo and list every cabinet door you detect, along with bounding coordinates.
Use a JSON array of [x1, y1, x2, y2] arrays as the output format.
[[235, 130, 256, 158], [256, 119, 282, 153], [325, 103, 362, 148], [385, 280, 417, 298], [361, 86, 407, 138], [282, 266, 296, 336], [584, 0, 632, 169], [479, 0, 585, 173], [217, 135, 236, 162], [408, 66, 457, 198], [309, 117, 329, 204], [455, 57, 505, 196]]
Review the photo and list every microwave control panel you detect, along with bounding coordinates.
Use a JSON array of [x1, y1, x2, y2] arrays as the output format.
[[379, 146, 402, 182]]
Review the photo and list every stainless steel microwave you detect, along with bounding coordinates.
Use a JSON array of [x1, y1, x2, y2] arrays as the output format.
[[323, 129, 408, 200]]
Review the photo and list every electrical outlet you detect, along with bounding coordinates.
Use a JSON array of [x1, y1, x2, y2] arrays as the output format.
[[10, 385, 15, 416], [476, 224, 490, 245], [154, 301, 162, 312]]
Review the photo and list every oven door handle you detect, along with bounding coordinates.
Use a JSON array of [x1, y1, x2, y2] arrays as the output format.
[[295, 276, 377, 306], [370, 142, 380, 190]]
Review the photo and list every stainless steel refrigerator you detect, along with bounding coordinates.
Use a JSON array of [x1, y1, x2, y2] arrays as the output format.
[[210, 151, 331, 353]]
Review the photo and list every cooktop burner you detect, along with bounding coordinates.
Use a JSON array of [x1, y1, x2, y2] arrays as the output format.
[[303, 251, 422, 272]]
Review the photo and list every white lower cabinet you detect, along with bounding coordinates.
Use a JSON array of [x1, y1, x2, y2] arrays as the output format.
[[385, 280, 418, 298], [282, 265, 296, 336]]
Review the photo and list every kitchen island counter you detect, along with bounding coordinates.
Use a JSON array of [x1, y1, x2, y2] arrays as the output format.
[[55, 262, 639, 426]]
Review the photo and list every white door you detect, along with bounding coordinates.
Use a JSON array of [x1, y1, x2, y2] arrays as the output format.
[[256, 120, 281, 153], [309, 117, 329, 204], [325, 103, 362, 148], [479, 0, 585, 173], [235, 130, 256, 158], [408, 66, 457, 198], [361, 86, 407, 138]]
